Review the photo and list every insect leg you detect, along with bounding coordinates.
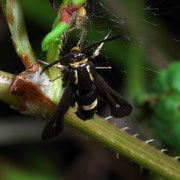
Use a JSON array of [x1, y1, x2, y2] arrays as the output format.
[[77, 28, 87, 48], [49, 75, 63, 82]]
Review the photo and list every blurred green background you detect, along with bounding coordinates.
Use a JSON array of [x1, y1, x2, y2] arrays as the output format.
[[0, 0, 180, 179]]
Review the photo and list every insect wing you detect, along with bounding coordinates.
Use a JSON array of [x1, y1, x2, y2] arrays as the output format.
[[41, 83, 73, 140], [94, 74, 132, 118]]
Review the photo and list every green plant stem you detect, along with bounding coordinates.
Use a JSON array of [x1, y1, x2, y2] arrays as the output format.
[[42, 23, 69, 51], [1, 0, 37, 68], [65, 109, 180, 180], [46, 41, 63, 105], [72, 0, 86, 6], [44, 0, 70, 105], [0, 71, 20, 108]]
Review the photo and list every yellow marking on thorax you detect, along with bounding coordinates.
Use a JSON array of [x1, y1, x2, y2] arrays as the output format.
[[70, 58, 87, 67], [74, 70, 78, 84], [86, 65, 94, 81]]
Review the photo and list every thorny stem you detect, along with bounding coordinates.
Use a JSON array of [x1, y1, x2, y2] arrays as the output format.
[[1, 71, 180, 179], [46, 40, 63, 104], [65, 110, 180, 180], [0, 0, 180, 179]]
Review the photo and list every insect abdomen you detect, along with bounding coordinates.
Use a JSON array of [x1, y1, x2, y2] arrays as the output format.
[[73, 64, 98, 120], [75, 85, 97, 120]]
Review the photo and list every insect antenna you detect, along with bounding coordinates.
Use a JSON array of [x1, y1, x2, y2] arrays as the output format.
[[91, 31, 111, 59], [40, 59, 61, 75], [40, 52, 75, 75], [81, 34, 129, 53]]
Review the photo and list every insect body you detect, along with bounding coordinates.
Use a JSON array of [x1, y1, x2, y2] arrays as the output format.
[[41, 35, 132, 140], [70, 51, 98, 120]]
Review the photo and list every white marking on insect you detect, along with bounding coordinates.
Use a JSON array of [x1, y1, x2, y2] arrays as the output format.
[[74, 53, 83, 58], [69, 57, 87, 67], [81, 99, 98, 111], [74, 70, 78, 84], [86, 65, 94, 81]]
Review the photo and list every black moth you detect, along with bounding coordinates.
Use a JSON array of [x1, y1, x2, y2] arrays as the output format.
[[41, 34, 132, 140]]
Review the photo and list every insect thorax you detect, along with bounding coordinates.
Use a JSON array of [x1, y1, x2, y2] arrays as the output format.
[[71, 61, 96, 95]]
